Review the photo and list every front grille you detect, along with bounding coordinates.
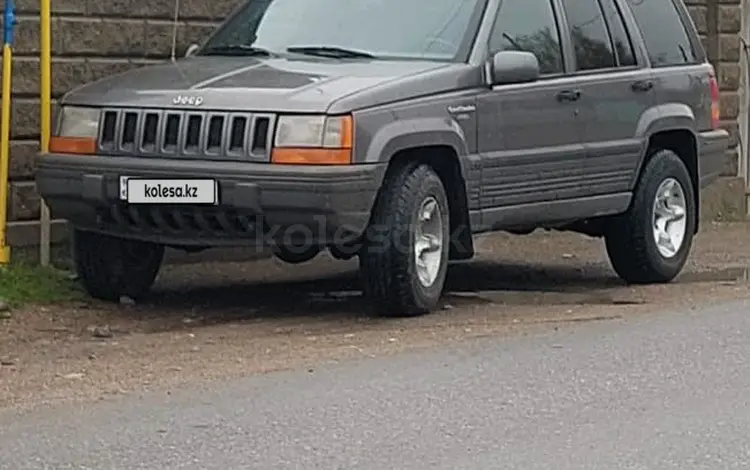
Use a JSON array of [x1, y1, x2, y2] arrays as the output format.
[[97, 108, 275, 162], [97, 204, 261, 239]]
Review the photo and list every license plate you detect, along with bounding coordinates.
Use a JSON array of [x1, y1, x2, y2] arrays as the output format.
[[119, 177, 218, 204]]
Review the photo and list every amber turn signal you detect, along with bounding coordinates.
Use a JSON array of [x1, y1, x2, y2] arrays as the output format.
[[336, 115, 353, 149], [271, 148, 352, 165], [48, 136, 96, 155]]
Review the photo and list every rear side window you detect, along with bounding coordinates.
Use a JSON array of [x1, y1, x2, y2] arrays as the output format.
[[625, 0, 697, 66], [488, 0, 564, 75], [599, 0, 636, 67], [560, 0, 616, 71]]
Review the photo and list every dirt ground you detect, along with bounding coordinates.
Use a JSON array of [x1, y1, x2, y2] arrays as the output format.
[[2, 222, 750, 411]]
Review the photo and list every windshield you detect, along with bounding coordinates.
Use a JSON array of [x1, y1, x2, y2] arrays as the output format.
[[199, 0, 485, 61]]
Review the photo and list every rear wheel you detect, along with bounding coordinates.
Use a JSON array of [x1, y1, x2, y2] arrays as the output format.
[[73, 229, 164, 301], [605, 149, 696, 284], [360, 163, 450, 316]]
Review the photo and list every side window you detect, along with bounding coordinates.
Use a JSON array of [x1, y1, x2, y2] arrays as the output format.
[[559, 0, 615, 70], [488, 0, 563, 75], [625, 0, 696, 66], [599, 0, 636, 67]]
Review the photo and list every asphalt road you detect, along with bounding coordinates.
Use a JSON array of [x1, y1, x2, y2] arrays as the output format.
[[2, 298, 750, 469]]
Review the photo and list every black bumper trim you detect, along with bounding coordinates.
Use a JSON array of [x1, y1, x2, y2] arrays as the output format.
[[36, 154, 386, 247], [697, 128, 730, 188]]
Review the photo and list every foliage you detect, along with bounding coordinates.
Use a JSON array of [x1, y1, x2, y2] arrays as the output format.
[[0, 260, 81, 306]]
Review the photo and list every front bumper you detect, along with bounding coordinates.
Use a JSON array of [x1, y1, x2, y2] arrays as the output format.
[[36, 154, 386, 247], [697, 128, 730, 188]]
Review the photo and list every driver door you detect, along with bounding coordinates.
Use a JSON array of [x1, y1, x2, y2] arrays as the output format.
[[477, 0, 587, 225]]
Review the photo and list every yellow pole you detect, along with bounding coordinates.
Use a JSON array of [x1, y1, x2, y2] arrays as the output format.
[[0, 0, 16, 265], [0, 45, 12, 264], [39, 0, 51, 266]]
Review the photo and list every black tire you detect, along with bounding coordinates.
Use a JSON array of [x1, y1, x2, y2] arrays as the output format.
[[273, 245, 320, 264], [605, 149, 696, 284], [73, 229, 165, 301], [359, 163, 450, 316]]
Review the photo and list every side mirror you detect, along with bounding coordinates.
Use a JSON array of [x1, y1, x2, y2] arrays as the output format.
[[490, 50, 540, 85], [185, 43, 200, 58]]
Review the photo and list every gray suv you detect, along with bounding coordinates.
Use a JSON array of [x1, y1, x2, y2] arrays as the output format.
[[37, 0, 728, 316]]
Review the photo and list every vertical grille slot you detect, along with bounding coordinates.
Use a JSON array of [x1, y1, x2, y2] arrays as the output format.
[[206, 115, 224, 153], [100, 111, 118, 148], [228, 116, 247, 153], [183, 114, 203, 153], [141, 113, 159, 152], [162, 114, 181, 153], [251, 116, 270, 153], [120, 112, 139, 150]]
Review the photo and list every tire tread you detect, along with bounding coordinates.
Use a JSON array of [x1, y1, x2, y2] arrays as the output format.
[[360, 162, 447, 316], [74, 230, 164, 301]]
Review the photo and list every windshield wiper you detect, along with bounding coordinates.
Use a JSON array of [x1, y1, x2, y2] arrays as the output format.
[[200, 44, 277, 57], [286, 46, 376, 59]]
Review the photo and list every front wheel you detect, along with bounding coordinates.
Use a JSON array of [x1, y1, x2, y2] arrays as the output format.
[[73, 229, 164, 301], [359, 163, 450, 316], [605, 149, 696, 284]]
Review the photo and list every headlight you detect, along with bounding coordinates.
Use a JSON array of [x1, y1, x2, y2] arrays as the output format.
[[48, 106, 100, 155], [271, 115, 353, 165], [274, 115, 352, 148], [57, 106, 100, 138]]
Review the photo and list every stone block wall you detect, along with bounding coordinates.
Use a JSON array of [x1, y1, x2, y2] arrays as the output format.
[[0, 0, 746, 246], [686, 0, 743, 174], [685, 0, 747, 220]]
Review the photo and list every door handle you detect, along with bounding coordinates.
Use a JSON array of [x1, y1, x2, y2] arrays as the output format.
[[556, 89, 581, 102], [631, 80, 654, 92]]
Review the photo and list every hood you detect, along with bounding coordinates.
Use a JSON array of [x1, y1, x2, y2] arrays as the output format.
[[62, 56, 480, 113]]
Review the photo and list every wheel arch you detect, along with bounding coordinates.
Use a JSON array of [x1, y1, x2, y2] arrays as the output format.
[[634, 105, 700, 233], [381, 144, 475, 261], [636, 129, 700, 233]]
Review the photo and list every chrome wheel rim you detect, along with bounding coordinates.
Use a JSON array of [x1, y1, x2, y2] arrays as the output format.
[[652, 178, 688, 258], [414, 196, 444, 287]]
